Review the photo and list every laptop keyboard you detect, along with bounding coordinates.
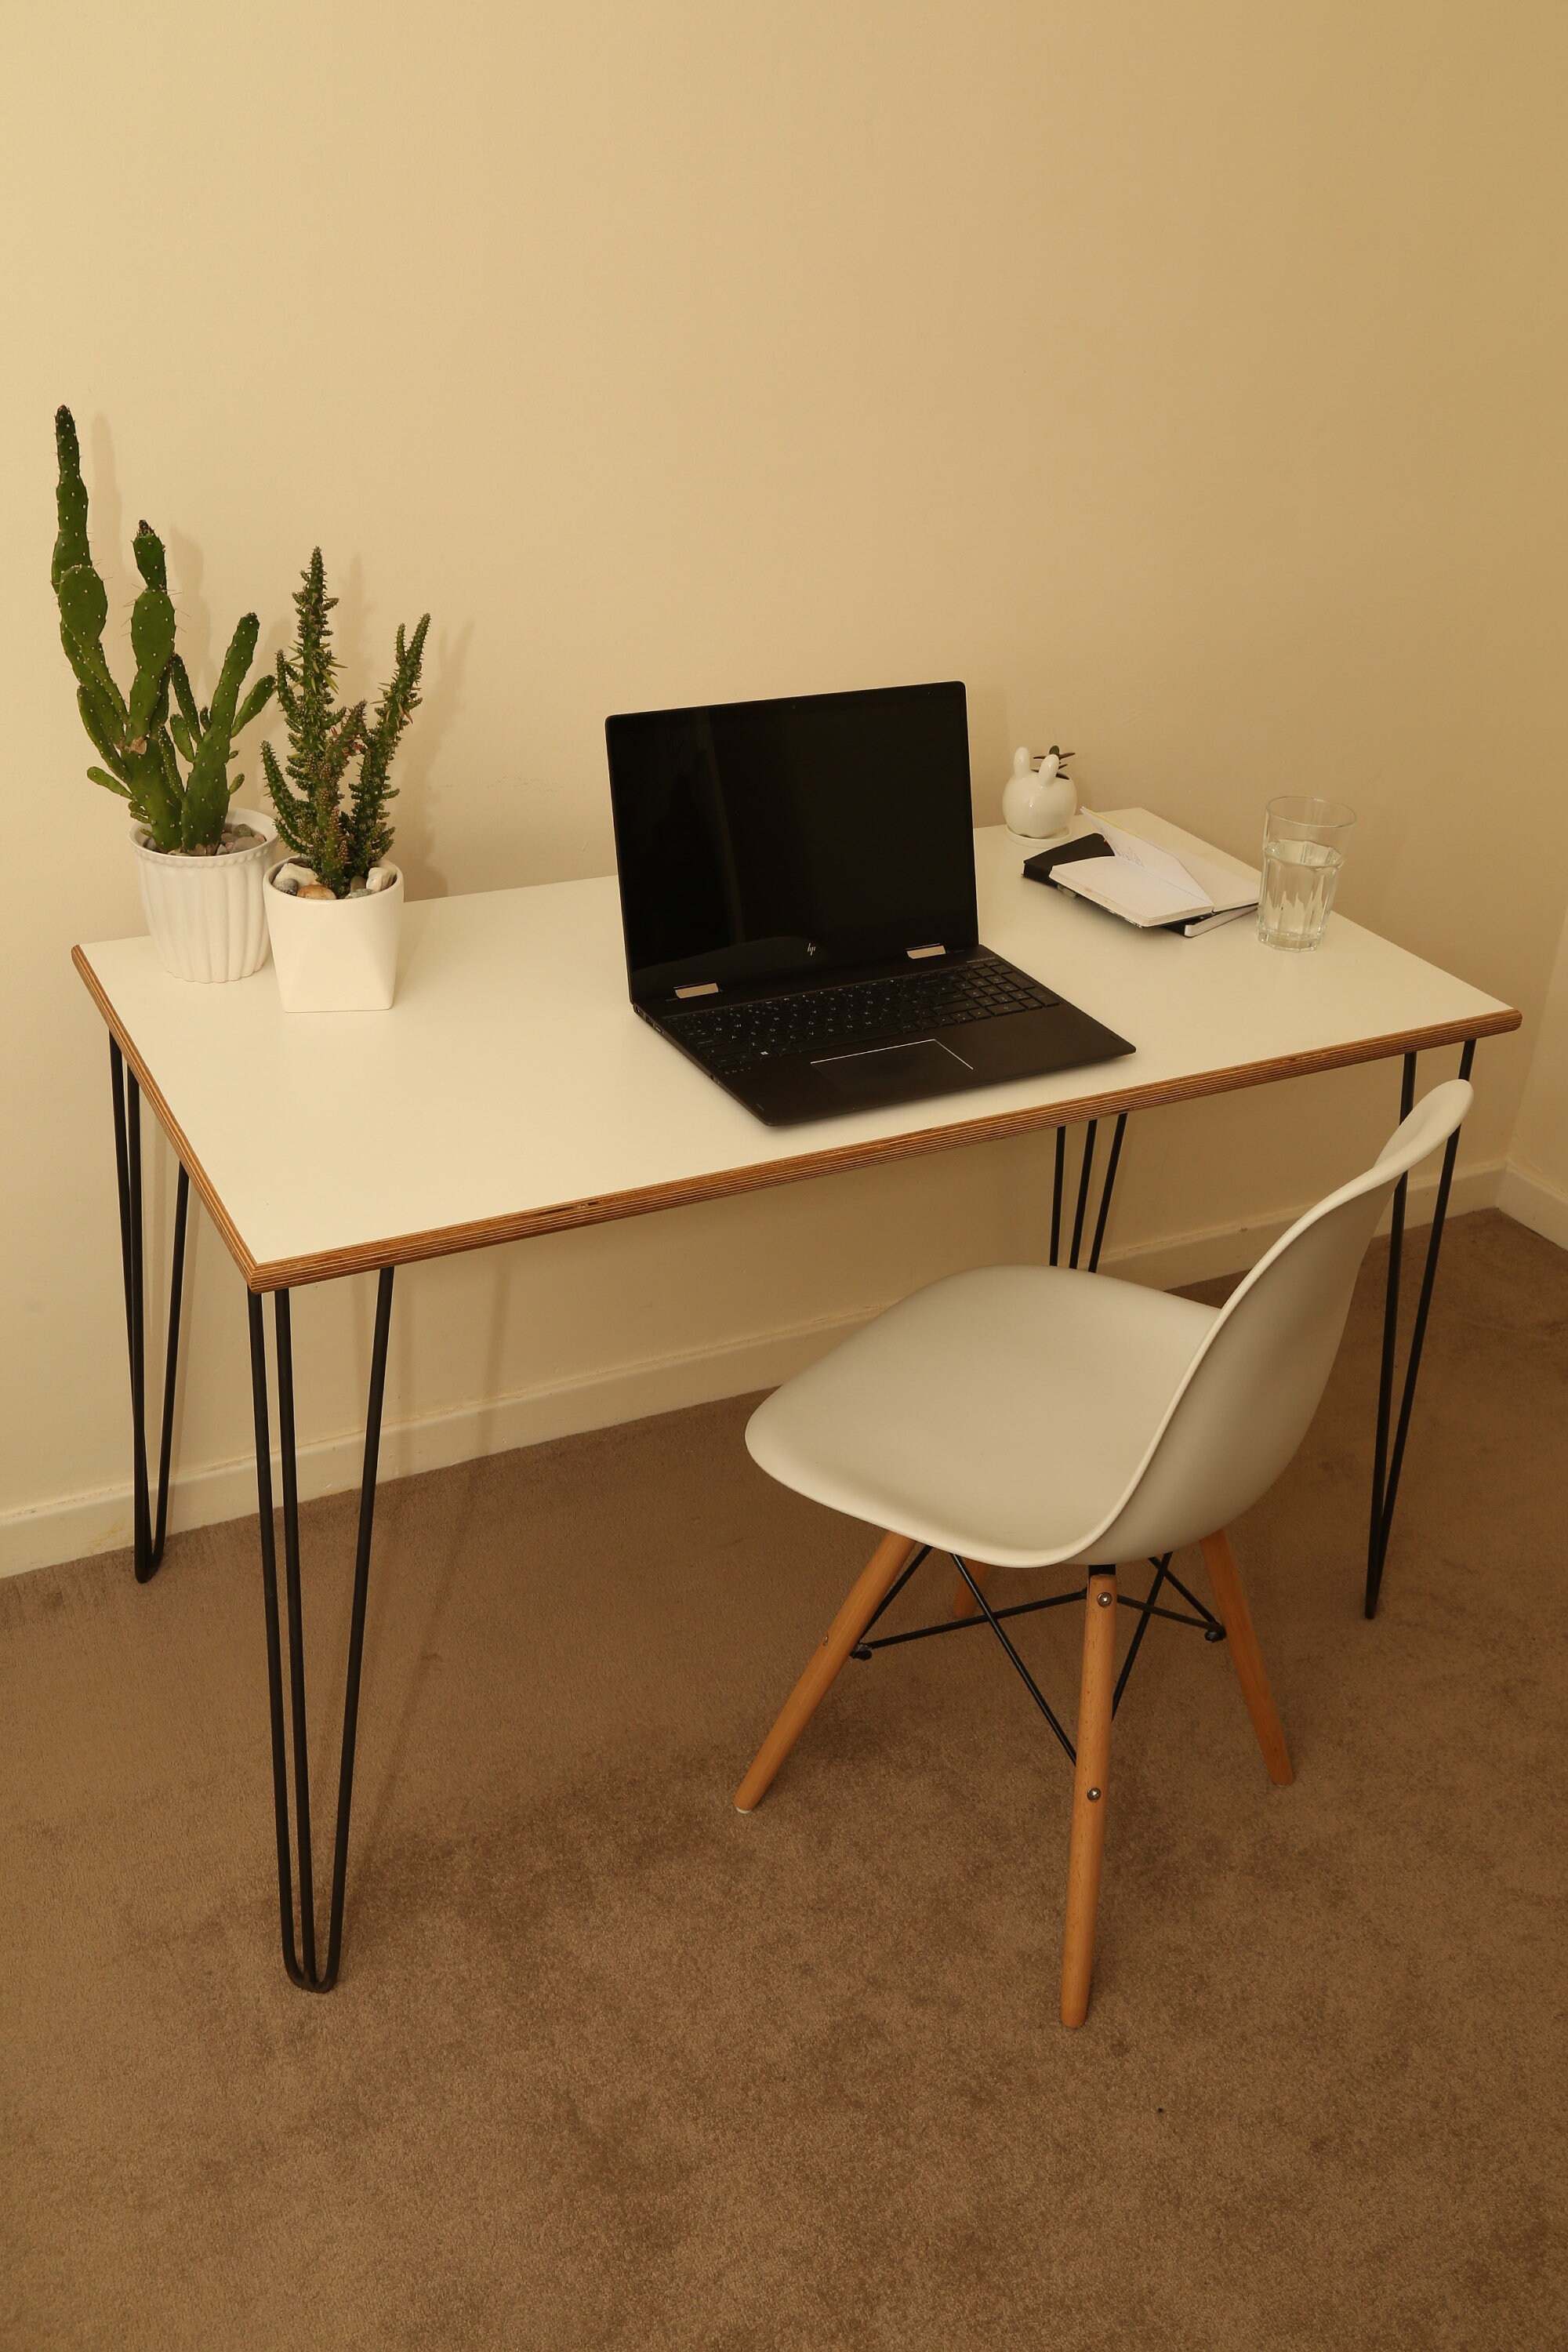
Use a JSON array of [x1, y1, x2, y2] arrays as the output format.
[[662, 954, 1060, 1073]]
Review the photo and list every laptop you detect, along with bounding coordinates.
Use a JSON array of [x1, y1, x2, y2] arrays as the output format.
[[604, 681, 1134, 1127]]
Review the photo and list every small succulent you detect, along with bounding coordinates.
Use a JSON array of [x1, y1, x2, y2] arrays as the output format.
[[260, 550, 430, 898], [1038, 744, 1074, 780], [52, 406, 274, 853]]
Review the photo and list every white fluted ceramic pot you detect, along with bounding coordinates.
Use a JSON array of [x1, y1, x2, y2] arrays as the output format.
[[264, 865, 404, 1011], [131, 807, 277, 982]]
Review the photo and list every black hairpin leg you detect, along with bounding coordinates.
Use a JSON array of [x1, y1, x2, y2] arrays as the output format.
[[1364, 1040, 1476, 1618], [247, 1269, 394, 1991], [110, 1037, 191, 1584], [1050, 1112, 1127, 1272]]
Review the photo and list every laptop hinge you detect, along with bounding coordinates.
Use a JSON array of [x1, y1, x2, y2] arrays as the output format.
[[906, 943, 946, 960], [674, 982, 720, 998]]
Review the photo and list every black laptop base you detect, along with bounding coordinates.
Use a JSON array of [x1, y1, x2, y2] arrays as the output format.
[[642, 949, 1134, 1126]]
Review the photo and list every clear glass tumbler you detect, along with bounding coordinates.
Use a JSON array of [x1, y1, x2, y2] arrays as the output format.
[[1257, 795, 1356, 951]]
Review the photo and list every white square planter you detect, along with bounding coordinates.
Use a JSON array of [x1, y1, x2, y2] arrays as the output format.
[[264, 865, 404, 1011]]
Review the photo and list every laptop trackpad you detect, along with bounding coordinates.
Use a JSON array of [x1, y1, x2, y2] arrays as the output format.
[[811, 1036, 972, 1100]]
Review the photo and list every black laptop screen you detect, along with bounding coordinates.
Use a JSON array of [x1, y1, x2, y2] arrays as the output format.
[[605, 681, 976, 997]]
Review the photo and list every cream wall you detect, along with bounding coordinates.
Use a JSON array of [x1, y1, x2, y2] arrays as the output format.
[[2, 2, 1566, 1571], [1504, 896, 1568, 1244]]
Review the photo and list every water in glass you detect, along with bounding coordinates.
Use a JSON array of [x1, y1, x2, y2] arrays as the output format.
[[1258, 837, 1342, 951]]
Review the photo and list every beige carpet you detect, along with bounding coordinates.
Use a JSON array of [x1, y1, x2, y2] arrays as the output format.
[[2, 1207, 1565, 2349]]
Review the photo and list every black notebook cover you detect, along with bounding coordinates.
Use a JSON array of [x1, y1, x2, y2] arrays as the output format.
[[1022, 831, 1113, 887]]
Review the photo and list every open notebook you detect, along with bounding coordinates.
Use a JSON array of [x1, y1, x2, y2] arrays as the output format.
[[1025, 811, 1261, 938]]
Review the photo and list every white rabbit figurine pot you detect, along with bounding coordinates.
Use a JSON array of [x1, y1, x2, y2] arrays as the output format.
[[1003, 745, 1078, 843]]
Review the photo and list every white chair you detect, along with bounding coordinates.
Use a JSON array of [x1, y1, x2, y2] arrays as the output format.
[[734, 1080, 1473, 2026]]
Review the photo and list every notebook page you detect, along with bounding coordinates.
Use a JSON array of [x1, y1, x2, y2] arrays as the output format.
[[1094, 818, 1214, 909], [1061, 858, 1212, 924]]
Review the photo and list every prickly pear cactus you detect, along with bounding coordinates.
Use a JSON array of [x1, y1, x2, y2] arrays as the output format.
[[52, 405, 274, 853], [183, 614, 261, 849]]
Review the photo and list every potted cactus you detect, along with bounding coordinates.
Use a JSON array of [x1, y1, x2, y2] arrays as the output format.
[[261, 550, 429, 1011], [53, 407, 278, 982]]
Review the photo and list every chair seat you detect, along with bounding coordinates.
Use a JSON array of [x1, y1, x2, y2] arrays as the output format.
[[746, 1264, 1219, 1569]]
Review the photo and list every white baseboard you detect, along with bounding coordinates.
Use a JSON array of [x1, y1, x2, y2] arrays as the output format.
[[0, 1306, 874, 1583], [1101, 1156, 1505, 1293], [1497, 1160, 1568, 1252], [0, 1155, 1508, 1584]]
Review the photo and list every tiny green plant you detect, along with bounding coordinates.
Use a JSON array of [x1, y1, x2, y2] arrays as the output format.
[[261, 550, 430, 897], [52, 406, 275, 853]]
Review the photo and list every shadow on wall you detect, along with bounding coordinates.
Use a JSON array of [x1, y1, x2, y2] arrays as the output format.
[[967, 681, 1010, 826], [84, 409, 273, 742], [62, 420, 1014, 916], [389, 619, 471, 901], [84, 417, 132, 634]]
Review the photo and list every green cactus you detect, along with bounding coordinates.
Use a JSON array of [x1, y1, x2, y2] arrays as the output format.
[[182, 614, 260, 848], [260, 548, 429, 896], [52, 407, 93, 589], [349, 616, 430, 878], [58, 560, 109, 655], [127, 575, 176, 740], [54, 412, 132, 770], [132, 523, 165, 592], [51, 404, 275, 854]]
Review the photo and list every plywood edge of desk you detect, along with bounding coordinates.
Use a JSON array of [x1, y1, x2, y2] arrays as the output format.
[[243, 1008, 1519, 1290], [74, 944, 265, 1287], [73, 946, 1520, 1293]]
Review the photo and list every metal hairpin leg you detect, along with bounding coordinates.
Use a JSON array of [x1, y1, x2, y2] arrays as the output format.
[[1364, 1039, 1476, 1618], [247, 1270, 395, 1992], [1050, 1112, 1127, 1272], [110, 1039, 191, 1583]]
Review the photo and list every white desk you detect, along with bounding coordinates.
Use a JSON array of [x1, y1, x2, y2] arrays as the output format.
[[74, 816, 1519, 1990], [77, 817, 1515, 1291]]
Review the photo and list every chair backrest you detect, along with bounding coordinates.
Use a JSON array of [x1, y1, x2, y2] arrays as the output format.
[[1083, 1080, 1472, 1566]]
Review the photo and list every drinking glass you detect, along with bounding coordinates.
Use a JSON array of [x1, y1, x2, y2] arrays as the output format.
[[1257, 796, 1356, 951]]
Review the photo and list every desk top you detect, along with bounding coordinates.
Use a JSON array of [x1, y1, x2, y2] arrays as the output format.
[[75, 815, 1519, 1290]]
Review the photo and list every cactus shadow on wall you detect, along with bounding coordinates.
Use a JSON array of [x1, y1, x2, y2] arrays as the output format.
[[82, 415, 143, 673], [161, 527, 211, 706], [390, 619, 470, 900]]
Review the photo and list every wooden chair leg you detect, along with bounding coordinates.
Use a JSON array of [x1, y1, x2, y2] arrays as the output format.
[[948, 1559, 989, 1620], [734, 1530, 920, 1813], [1199, 1529, 1294, 1787], [1060, 1567, 1118, 2027]]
